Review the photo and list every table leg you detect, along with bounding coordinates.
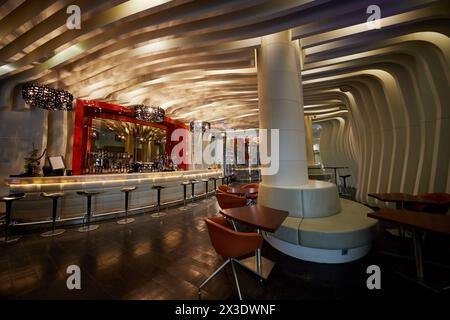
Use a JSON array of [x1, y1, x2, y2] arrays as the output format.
[[256, 229, 262, 276], [412, 229, 424, 281], [236, 228, 274, 280]]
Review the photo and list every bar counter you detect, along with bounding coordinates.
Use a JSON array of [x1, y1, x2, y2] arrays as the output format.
[[5, 169, 222, 227]]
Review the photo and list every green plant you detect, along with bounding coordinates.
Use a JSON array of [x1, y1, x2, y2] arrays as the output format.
[[23, 144, 46, 175]]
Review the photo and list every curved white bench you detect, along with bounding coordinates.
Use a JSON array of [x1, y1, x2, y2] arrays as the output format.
[[265, 198, 378, 263]]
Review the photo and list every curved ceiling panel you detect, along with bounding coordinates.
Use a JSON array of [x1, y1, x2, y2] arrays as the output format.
[[0, 0, 448, 133]]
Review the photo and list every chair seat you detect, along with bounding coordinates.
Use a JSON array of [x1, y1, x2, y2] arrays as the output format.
[[121, 186, 137, 192], [152, 186, 165, 190], [1, 193, 25, 202], [340, 175, 351, 178], [41, 192, 64, 198], [77, 191, 101, 196], [190, 180, 200, 184], [181, 181, 190, 185], [246, 193, 258, 199], [201, 179, 209, 182]]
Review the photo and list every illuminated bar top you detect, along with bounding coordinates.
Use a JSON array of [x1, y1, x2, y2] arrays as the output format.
[[6, 169, 220, 186], [5, 169, 222, 224]]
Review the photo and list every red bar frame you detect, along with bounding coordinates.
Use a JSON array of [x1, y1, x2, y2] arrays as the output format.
[[72, 99, 187, 175]]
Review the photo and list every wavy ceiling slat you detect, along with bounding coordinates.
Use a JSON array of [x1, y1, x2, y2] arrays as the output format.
[[0, 0, 128, 63], [0, 0, 447, 129], [0, 0, 25, 21]]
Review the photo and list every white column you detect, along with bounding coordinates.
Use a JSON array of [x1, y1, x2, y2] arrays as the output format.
[[304, 116, 315, 166], [64, 111, 75, 169], [46, 110, 68, 158], [257, 30, 307, 186]]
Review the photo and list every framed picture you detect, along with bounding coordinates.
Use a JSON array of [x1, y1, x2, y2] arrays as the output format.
[[48, 155, 66, 171]]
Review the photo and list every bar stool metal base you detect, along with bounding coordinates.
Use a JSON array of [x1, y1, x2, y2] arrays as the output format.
[[117, 218, 135, 225], [78, 225, 99, 232], [41, 229, 65, 237], [151, 212, 166, 218], [0, 235, 22, 244]]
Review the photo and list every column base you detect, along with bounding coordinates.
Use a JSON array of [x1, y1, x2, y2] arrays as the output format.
[[78, 225, 99, 232], [41, 229, 65, 237], [117, 218, 134, 224], [0, 235, 21, 243]]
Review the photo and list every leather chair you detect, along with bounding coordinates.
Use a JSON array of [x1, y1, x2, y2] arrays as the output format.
[[218, 185, 232, 194], [216, 193, 246, 210], [216, 193, 247, 231], [241, 183, 259, 189], [199, 216, 263, 300], [241, 183, 259, 205]]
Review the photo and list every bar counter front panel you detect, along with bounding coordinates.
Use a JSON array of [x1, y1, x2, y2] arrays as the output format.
[[5, 169, 222, 226]]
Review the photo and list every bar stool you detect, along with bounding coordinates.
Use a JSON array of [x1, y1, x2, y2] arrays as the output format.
[[209, 177, 218, 198], [0, 193, 25, 244], [179, 181, 190, 211], [77, 191, 101, 232], [189, 180, 200, 207], [219, 176, 226, 186], [339, 174, 351, 196], [201, 178, 210, 202], [40, 192, 65, 237], [118, 186, 137, 224], [151, 185, 166, 218]]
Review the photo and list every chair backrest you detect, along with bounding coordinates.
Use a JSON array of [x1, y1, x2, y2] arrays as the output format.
[[218, 185, 231, 193], [241, 183, 259, 189], [205, 216, 263, 258], [216, 192, 247, 210]]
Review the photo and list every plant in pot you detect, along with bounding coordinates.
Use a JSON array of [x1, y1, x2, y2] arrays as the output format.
[[23, 144, 46, 177]]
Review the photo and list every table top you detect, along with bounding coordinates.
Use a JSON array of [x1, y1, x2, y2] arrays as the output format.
[[368, 208, 450, 235], [368, 193, 419, 203], [220, 205, 288, 233], [368, 193, 448, 205], [323, 166, 348, 169], [228, 187, 258, 195]]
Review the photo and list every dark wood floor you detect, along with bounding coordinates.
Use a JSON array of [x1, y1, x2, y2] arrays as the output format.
[[1, 195, 449, 300]]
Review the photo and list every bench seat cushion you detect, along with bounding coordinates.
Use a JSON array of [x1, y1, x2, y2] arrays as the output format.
[[270, 216, 302, 245], [269, 198, 377, 250], [298, 198, 377, 249]]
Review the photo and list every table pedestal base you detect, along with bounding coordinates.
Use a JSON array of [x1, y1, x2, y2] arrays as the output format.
[[236, 256, 275, 280], [396, 271, 442, 293]]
